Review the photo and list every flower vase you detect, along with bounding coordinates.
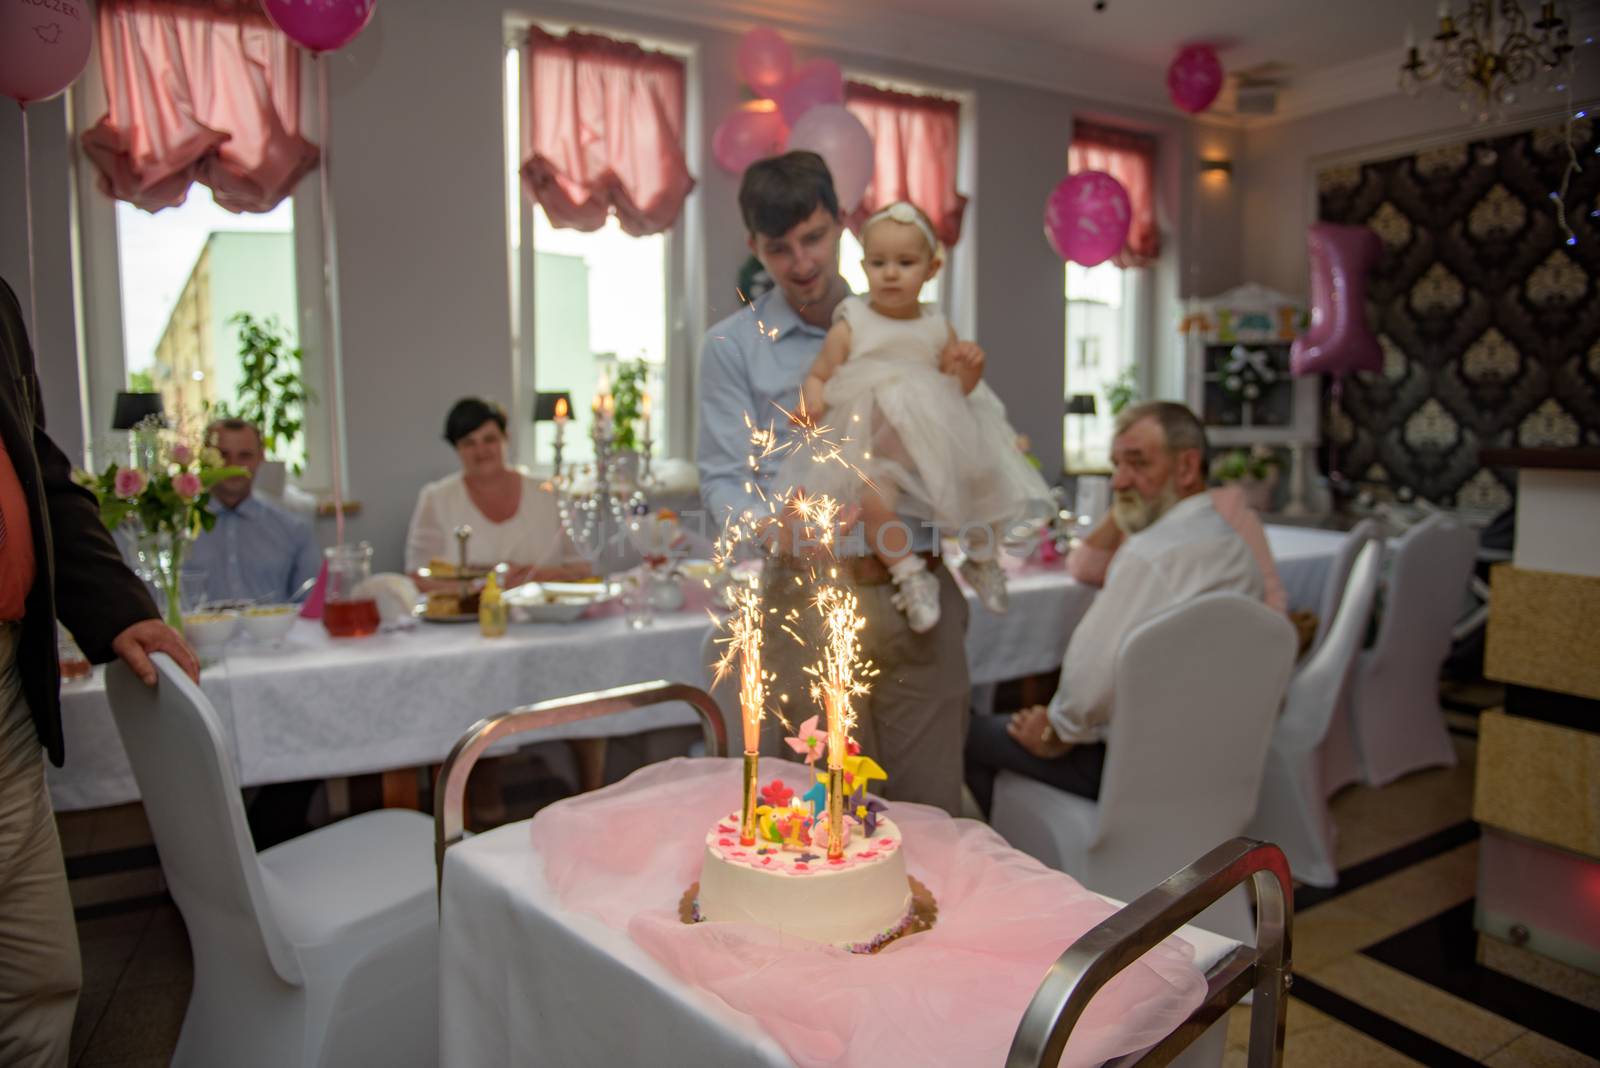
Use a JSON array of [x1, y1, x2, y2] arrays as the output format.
[[136, 528, 190, 633]]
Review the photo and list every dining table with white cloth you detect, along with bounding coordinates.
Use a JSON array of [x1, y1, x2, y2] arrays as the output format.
[[49, 524, 1342, 812], [438, 757, 1242, 1068]]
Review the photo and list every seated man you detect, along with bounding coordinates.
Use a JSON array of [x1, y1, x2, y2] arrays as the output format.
[[965, 401, 1263, 811], [186, 419, 320, 604]]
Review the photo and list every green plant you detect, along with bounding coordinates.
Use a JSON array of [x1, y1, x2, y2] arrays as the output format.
[[1104, 369, 1139, 415], [213, 313, 314, 473], [610, 358, 650, 451], [127, 370, 156, 393], [1211, 447, 1281, 483]]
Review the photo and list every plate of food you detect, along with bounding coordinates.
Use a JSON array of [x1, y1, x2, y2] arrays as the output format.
[[416, 587, 482, 624], [503, 578, 617, 623]]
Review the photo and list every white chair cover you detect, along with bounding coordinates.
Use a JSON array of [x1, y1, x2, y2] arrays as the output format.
[[991, 592, 1297, 943], [1348, 514, 1477, 786], [1312, 521, 1383, 798], [1247, 541, 1383, 888], [106, 655, 439, 1068]]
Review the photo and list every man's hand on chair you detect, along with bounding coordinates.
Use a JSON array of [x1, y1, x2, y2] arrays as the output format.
[[111, 619, 200, 686]]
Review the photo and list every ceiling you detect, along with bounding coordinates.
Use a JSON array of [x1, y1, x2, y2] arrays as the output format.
[[623, 0, 1599, 125]]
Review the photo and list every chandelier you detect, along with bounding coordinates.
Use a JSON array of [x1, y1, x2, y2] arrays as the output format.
[[1398, 1, 1575, 118]]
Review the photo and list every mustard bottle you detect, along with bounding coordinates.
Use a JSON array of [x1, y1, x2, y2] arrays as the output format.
[[479, 573, 507, 638]]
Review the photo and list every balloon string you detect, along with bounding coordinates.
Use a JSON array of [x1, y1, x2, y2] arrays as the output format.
[[1327, 375, 1344, 492], [20, 104, 38, 343], [317, 54, 347, 547]]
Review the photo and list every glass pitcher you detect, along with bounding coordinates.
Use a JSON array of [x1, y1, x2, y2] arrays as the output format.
[[323, 542, 380, 638]]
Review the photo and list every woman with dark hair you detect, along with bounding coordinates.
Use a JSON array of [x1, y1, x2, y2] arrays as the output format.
[[404, 397, 589, 584]]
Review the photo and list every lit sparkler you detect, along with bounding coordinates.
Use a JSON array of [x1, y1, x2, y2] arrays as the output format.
[[805, 582, 875, 859]]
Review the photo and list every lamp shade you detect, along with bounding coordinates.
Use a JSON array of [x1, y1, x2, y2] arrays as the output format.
[[533, 391, 573, 422], [1065, 393, 1098, 416], [111, 392, 166, 430]]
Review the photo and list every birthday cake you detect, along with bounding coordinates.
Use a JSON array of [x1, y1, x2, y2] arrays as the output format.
[[696, 801, 912, 952]]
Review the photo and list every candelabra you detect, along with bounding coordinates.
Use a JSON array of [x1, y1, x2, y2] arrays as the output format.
[[553, 415, 649, 576]]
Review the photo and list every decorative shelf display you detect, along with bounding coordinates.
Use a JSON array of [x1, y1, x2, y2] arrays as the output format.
[[1181, 284, 1317, 447]]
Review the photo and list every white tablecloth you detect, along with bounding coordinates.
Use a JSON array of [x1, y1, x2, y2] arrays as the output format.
[[52, 530, 1344, 812], [438, 812, 1240, 1067], [50, 567, 1096, 811], [1264, 524, 1348, 614]]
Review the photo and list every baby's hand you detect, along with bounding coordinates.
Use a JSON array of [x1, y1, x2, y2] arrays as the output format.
[[940, 340, 986, 393]]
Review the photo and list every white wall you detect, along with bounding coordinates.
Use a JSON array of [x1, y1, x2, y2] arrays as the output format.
[[3, 1, 1240, 570]]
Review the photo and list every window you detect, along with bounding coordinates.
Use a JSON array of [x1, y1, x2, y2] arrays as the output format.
[[1062, 120, 1160, 471], [1064, 262, 1146, 471], [114, 192, 303, 468], [70, 3, 328, 486], [504, 25, 696, 471]]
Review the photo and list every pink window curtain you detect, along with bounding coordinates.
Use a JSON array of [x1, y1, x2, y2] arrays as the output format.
[[81, 0, 318, 215], [521, 27, 696, 236], [844, 82, 968, 247], [1067, 121, 1160, 268]]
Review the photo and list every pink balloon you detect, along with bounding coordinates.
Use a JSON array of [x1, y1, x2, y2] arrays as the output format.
[[1291, 223, 1384, 377], [738, 27, 793, 99], [1043, 171, 1131, 267], [712, 102, 790, 175], [787, 104, 874, 212], [262, 0, 376, 54], [0, 0, 93, 106], [776, 58, 844, 125], [1167, 44, 1224, 114]]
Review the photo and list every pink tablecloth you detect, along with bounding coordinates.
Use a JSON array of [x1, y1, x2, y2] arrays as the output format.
[[528, 757, 1207, 1068]]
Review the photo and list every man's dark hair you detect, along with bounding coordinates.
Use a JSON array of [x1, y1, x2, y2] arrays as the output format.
[[738, 151, 839, 238], [206, 418, 263, 450], [444, 397, 507, 445]]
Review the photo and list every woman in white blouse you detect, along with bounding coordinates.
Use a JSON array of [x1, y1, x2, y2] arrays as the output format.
[[405, 398, 590, 586]]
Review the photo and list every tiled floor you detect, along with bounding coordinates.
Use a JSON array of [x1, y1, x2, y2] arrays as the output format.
[[54, 708, 1600, 1066]]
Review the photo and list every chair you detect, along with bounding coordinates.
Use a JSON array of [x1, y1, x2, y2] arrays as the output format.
[[1309, 521, 1383, 798], [1347, 514, 1478, 786], [990, 592, 1297, 944], [1246, 541, 1383, 888], [105, 655, 438, 1068]]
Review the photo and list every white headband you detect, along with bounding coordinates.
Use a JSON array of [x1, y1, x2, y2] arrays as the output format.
[[863, 201, 938, 254]]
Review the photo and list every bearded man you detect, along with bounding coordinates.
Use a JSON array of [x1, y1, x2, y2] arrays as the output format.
[[964, 402, 1263, 809]]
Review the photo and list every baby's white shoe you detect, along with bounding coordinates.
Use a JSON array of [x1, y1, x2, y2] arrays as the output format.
[[959, 557, 1009, 614], [889, 557, 942, 634]]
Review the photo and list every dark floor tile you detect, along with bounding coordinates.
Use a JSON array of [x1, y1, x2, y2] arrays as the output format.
[[1364, 902, 1600, 1059], [74, 905, 152, 944], [78, 982, 189, 1065], [119, 918, 193, 987]]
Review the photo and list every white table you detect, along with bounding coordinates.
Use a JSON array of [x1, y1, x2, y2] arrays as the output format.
[[52, 530, 1345, 812], [1264, 524, 1348, 614], [438, 759, 1240, 1068], [50, 567, 1096, 811]]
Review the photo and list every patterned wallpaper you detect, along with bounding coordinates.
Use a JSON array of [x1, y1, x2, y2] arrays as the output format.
[[1316, 117, 1600, 512]]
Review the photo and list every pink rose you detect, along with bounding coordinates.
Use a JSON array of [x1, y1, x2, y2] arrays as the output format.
[[172, 472, 202, 499], [171, 443, 194, 465], [114, 468, 148, 499]]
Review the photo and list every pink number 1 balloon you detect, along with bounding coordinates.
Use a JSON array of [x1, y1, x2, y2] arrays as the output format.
[[1291, 223, 1383, 377]]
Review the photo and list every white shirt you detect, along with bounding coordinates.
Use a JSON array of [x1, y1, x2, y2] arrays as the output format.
[[1047, 492, 1264, 744], [404, 470, 584, 574]]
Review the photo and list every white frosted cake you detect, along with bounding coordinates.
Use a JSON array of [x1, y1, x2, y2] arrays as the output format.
[[695, 811, 913, 951]]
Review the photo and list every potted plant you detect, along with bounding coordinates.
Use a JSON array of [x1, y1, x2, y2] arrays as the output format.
[[1104, 368, 1139, 416], [211, 312, 313, 495], [610, 358, 649, 452], [1212, 446, 1282, 512]]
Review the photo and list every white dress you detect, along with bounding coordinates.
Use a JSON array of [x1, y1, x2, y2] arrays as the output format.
[[404, 470, 585, 574], [778, 297, 1050, 533]]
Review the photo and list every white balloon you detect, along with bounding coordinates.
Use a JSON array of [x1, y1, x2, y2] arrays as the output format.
[[787, 105, 875, 212]]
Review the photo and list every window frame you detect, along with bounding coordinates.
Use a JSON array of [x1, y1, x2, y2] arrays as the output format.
[[502, 16, 702, 472], [1063, 263, 1151, 472], [67, 47, 335, 490]]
